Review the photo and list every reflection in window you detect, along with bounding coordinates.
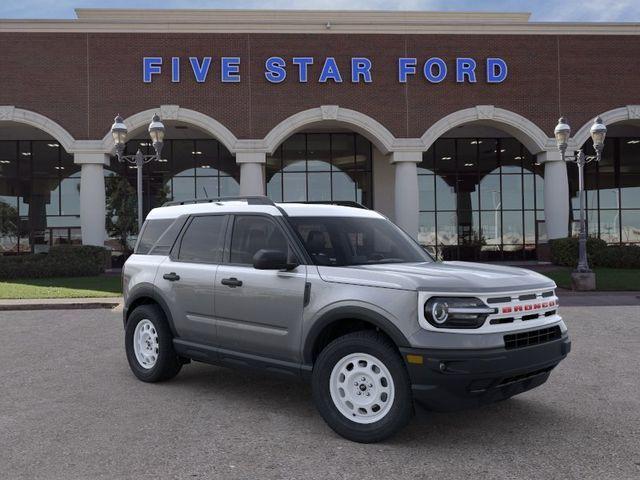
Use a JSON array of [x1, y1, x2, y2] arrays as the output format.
[[569, 137, 640, 245], [0, 140, 80, 254], [418, 138, 543, 260], [266, 133, 372, 207]]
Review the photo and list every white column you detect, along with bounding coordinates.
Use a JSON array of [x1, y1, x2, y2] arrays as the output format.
[[391, 151, 421, 239], [237, 152, 266, 196], [75, 153, 109, 246], [539, 151, 569, 240]]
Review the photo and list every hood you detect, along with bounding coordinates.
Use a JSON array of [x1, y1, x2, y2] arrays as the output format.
[[316, 261, 556, 293]]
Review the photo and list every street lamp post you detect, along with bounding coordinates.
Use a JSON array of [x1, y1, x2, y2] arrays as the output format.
[[110, 114, 166, 232], [554, 116, 607, 288]]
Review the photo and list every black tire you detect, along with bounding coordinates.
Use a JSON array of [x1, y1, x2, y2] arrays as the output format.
[[312, 330, 413, 443], [125, 304, 182, 382]]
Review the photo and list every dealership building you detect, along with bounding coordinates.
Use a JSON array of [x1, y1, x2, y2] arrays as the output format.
[[1, 9, 639, 260]]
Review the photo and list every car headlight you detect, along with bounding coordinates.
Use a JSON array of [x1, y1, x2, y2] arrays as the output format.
[[424, 297, 496, 329]]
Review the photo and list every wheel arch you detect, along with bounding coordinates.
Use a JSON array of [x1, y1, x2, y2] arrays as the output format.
[[303, 306, 410, 365], [124, 284, 178, 337]]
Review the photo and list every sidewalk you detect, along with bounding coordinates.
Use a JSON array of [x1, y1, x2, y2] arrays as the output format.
[[0, 297, 123, 311]]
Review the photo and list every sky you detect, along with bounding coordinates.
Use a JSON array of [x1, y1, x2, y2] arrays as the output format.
[[0, 0, 639, 22]]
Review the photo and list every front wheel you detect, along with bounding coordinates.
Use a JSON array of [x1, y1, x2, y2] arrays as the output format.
[[125, 304, 182, 382], [312, 331, 413, 443]]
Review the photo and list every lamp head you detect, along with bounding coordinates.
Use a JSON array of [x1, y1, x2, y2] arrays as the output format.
[[148, 113, 165, 158], [554, 116, 571, 155], [110, 115, 128, 158], [590, 116, 607, 157]]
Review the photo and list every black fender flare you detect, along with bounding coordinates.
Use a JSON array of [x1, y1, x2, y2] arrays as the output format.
[[302, 305, 410, 364], [123, 284, 178, 337]]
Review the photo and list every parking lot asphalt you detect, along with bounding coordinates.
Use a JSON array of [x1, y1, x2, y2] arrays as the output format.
[[0, 306, 639, 480]]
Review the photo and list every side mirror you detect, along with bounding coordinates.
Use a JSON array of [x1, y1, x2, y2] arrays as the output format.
[[252, 249, 296, 270]]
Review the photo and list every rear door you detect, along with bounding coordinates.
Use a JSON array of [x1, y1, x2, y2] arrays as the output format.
[[214, 214, 307, 362], [156, 214, 228, 345]]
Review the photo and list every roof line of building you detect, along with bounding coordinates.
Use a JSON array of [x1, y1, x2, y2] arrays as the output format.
[[0, 9, 639, 35]]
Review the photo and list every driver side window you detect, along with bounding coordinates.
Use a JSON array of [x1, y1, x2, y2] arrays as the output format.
[[229, 215, 292, 265]]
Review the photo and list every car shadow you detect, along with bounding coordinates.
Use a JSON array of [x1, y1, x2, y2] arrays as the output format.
[[153, 361, 578, 445]]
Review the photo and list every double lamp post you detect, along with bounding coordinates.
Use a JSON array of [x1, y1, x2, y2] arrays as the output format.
[[110, 114, 166, 232], [554, 115, 607, 288]]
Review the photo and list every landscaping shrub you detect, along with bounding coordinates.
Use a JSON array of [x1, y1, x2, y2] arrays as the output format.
[[0, 245, 110, 280], [550, 237, 640, 268]]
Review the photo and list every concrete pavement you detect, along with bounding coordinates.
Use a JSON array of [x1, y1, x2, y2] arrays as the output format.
[[0, 306, 638, 479]]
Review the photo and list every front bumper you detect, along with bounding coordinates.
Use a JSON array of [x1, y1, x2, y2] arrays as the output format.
[[399, 334, 571, 411]]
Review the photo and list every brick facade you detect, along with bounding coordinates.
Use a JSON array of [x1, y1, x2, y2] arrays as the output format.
[[1, 32, 638, 142]]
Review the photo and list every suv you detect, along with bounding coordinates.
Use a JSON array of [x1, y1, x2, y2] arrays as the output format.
[[122, 196, 570, 443]]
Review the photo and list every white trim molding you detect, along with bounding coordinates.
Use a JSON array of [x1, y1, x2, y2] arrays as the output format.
[[421, 106, 553, 154], [571, 105, 640, 149], [100, 105, 239, 154], [263, 106, 396, 155], [0, 106, 76, 153]]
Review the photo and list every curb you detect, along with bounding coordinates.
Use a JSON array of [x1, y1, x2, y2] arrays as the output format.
[[0, 298, 123, 312]]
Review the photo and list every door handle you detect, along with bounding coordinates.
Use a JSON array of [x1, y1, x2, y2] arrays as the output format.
[[221, 277, 243, 288], [163, 272, 181, 281]]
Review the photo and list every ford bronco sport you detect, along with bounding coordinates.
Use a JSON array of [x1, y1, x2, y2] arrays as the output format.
[[122, 196, 570, 443]]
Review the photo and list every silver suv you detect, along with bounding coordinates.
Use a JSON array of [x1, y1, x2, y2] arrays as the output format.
[[122, 196, 570, 443]]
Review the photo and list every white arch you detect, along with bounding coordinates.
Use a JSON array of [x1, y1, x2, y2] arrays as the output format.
[[420, 105, 552, 154], [100, 105, 239, 154], [0, 106, 76, 152], [571, 105, 640, 148], [263, 106, 396, 155]]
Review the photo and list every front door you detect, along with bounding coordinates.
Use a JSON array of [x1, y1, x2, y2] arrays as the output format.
[[156, 214, 229, 345], [214, 214, 307, 362]]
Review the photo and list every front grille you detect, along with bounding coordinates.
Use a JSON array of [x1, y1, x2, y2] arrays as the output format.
[[504, 326, 561, 350]]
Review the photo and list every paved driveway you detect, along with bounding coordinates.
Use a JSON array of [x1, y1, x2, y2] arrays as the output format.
[[0, 306, 638, 480]]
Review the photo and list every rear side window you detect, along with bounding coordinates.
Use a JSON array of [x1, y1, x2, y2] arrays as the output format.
[[135, 219, 173, 254], [177, 215, 227, 263]]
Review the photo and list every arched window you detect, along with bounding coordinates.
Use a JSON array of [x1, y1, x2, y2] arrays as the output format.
[[266, 133, 372, 206]]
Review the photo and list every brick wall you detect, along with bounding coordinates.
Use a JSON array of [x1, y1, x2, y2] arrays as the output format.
[[0, 32, 638, 142]]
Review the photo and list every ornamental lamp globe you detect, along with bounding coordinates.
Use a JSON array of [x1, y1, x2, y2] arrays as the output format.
[[148, 114, 165, 144], [590, 116, 607, 152], [110, 115, 128, 148], [554, 117, 571, 153]]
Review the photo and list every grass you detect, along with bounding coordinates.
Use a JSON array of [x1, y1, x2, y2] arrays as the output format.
[[544, 267, 640, 291], [0, 275, 122, 299]]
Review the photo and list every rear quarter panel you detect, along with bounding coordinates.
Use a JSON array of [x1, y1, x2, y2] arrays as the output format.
[[122, 254, 164, 305]]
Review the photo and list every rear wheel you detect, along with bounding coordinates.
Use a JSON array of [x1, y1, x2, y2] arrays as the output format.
[[125, 304, 182, 382], [312, 330, 413, 443]]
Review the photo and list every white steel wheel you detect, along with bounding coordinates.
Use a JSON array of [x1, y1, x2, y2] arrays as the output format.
[[329, 352, 395, 424], [133, 319, 159, 369]]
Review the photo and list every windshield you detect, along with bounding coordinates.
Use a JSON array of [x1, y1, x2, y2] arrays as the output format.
[[288, 216, 433, 267]]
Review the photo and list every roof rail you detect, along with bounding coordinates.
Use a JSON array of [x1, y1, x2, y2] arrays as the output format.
[[281, 200, 369, 210], [162, 195, 276, 207]]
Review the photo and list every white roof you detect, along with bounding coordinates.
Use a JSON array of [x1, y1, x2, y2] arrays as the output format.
[[145, 200, 383, 220]]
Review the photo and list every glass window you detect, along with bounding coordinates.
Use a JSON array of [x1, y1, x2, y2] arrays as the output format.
[[289, 216, 431, 266], [266, 133, 372, 207], [418, 175, 435, 210], [136, 218, 174, 255], [282, 134, 306, 172], [178, 215, 226, 263], [435, 175, 456, 210], [307, 134, 331, 171], [621, 210, 640, 243], [501, 175, 523, 210], [173, 140, 195, 176], [332, 134, 356, 171], [308, 172, 332, 201], [230, 215, 289, 264]]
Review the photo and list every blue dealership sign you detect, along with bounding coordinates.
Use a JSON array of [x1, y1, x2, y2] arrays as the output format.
[[143, 56, 507, 84]]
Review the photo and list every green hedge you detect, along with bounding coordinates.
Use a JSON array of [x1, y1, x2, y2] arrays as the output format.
[[550, 237, 640, 268], [0, 246, 110, 280]]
